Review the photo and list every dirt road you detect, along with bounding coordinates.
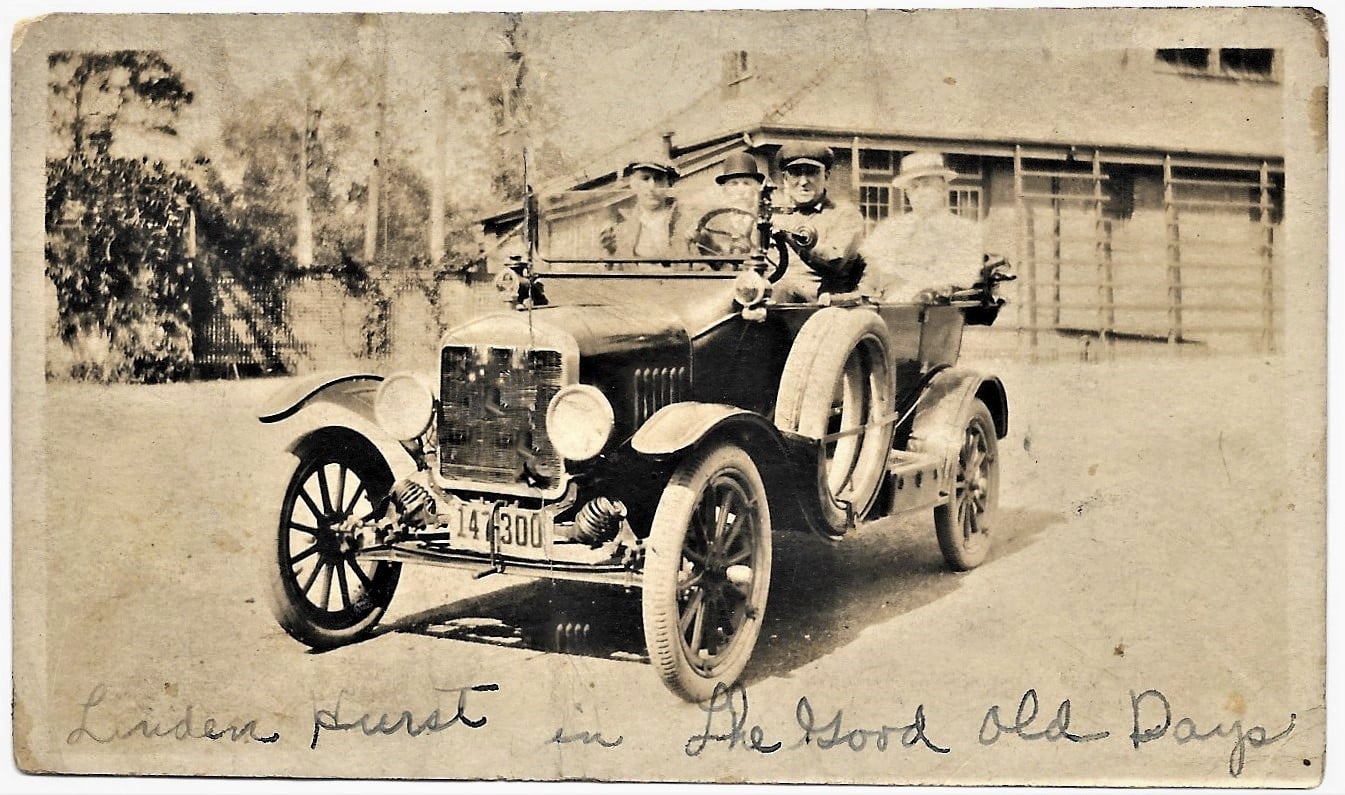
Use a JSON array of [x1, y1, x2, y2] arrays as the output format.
[[22, 354, 1322, 785]]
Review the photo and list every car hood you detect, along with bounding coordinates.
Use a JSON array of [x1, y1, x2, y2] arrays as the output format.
[[440, 302, 690, 361]]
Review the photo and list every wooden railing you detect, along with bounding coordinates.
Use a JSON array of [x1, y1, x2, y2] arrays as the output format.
[[1007, 146, 1281, 357]]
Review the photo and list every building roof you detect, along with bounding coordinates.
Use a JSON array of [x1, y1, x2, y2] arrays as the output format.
[[487, 47, 1284, 228], [752, 49, 1283, 159]]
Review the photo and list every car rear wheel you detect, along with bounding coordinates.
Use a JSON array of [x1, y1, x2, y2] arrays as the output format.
[[265, 432, 401, 649], [642, 443, 771, 702], [935, 400, 999, 571], [775, 307, 895, 519]]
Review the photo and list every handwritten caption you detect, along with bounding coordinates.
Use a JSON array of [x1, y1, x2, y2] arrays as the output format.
[[66, 682, 1296, 778]]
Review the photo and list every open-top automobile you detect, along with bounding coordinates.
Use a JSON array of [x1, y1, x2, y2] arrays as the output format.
[[258, 178, 1014, 701]]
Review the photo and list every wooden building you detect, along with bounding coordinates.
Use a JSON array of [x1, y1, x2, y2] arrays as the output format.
[[487, 47, 1285, 352]]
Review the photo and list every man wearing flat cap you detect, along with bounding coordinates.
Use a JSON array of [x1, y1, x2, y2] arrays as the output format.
[[770, 142, 867, 300], [600, 158, 694, 258], [859, 150, 983, 302]]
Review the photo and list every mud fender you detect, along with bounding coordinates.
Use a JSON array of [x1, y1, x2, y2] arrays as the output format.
[[257, 373, 417, 481], [258, 372, 383, 425], [630, 403, 773, 456], [909, 368, 1009, 478]]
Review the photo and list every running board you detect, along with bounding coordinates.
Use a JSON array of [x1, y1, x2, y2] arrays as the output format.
[[879, 450, 951, 517]]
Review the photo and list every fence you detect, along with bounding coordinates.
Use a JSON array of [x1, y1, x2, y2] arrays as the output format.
[[1001, 147, 1281, 359], [195, 269, 503, 376]]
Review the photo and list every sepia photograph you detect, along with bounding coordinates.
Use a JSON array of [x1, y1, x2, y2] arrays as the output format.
[[10, 6, 1329, 788]]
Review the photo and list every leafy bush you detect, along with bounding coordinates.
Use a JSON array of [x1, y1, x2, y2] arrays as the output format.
[[45, 154, 198, 382]]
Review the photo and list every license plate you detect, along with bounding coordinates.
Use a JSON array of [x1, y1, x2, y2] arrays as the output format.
[[445, 500, 551, 560]]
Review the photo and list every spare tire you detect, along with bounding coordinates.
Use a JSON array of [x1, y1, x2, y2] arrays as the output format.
[[775, 307, 895, 519]]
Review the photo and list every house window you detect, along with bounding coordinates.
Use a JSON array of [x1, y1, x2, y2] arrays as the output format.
[[1156, 48, 1210, 71], [1221, 48, 1275, 78], [857, 148, 898, 230], [1155, 47, 1276, 81], [1248, 182, 1284, 225], [948, 188, 981, 219], [858, 148, 894, 178], [1103, 169, 1136, 221], [859, 185, 892, 229]]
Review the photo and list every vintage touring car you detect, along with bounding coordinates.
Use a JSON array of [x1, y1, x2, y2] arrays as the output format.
[[258, 181, 1013, 701]]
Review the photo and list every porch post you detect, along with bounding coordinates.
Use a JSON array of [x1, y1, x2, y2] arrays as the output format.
[[1259, 161, 1276, 353], [1162, 155, 1184, 345], [1013, 146, 1039, 352]]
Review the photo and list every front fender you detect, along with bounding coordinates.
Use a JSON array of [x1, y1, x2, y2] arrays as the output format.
[[257, 373, 419, 482], [258, 373, 383, 425], [629, 402, 853, 540], [630, 403, 765, 456]]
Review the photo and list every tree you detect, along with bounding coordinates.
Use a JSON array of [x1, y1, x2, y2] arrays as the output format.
[[45, 50, 200, 382], [218, 56, 375, 272], [438, 20, 571, 266], [48, 50, 194, 157]]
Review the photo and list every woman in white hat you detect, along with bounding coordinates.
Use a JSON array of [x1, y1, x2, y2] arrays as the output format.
[[858, 150, 983, 302]]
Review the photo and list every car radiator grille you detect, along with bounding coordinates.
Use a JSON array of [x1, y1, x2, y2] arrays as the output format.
[[439, 346, 565, 488], [633, 366, 688, 427]]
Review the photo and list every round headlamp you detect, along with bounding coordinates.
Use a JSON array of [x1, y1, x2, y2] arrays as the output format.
[[374, 373, 435, 442], [733, 269, 770, 307], [545, 384, 614, 462]]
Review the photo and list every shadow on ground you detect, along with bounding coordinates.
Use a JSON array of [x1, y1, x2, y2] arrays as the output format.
[[378, 507, 1061, 685]]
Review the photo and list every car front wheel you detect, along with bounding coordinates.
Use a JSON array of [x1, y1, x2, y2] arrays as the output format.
[[642, 443, 772, 702], [264, 432, 401, 649]]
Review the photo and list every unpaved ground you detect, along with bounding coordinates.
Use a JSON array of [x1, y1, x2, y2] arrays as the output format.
[[18, 353, 1323, 785]]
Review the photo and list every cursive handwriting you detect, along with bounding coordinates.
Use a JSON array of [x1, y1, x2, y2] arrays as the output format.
[[310, 684, 499, 749], [685, 682, 784, 756], [980, 689, 1109, 745], [66, 684, 280, 745], [551, 726, 624, 748], [796, 696, 950, 753], [1130, 689, 1295, 778]]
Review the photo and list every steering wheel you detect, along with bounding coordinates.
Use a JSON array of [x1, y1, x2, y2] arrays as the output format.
[[692, 207, 758, 258], [691, 206, 791, 281]]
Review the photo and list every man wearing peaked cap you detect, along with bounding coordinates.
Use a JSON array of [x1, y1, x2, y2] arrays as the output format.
[[622, 158, 680, 181], [601, 158, 693, 258], [776, 141, 835, 171], [770, 142, 865, 300], [859, 150, 983, 302]]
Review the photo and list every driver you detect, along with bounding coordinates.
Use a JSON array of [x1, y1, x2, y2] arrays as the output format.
[[599, 159, 694, 258], [769, 142, 866, 301]]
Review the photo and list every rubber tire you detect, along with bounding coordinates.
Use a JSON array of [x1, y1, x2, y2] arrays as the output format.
[[775, 307, 895, 518], [265, 433, 401, 649], [935, 400, 999, 571], [643, 444, 772, 702]]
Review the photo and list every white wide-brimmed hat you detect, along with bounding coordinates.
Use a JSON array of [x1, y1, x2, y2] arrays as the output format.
[[892, 150, 959, 188]]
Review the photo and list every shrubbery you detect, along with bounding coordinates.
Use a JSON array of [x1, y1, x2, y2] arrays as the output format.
[[45, 154, 199, 383]]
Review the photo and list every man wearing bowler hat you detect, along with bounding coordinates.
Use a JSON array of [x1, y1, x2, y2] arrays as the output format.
[[694, 151, 766, 256], [770, 142, 867, 301], [600, 158, 693, 259], [859, 150, 983, 302]]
